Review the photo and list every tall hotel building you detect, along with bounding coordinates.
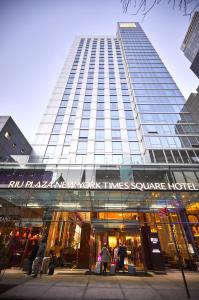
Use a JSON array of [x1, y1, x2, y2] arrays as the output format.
[[0, 23, 199, 271]]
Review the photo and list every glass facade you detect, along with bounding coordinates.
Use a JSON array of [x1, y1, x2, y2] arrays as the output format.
[[30, 23, 199, 166]]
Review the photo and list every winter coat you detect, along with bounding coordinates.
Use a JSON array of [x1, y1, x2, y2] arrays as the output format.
[[101, 247, 110, 263], [28, 244, 39, 261], [37, 242, 46, 258], [118, 246, 127, 258]]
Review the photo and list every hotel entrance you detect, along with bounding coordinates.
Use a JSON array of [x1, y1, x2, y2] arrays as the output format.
[[0, 187, 199, 273]]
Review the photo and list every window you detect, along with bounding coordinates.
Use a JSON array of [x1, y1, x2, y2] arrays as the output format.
[[49, 135, 58, 145], [52, 124, 61, 134], [60, 100, 68, 107], [83, 103, 91, 110], [96, 130, 104, 140], [129, 142, 139, 152], [150, 137, 161, 148], [4, 131, 11, 140], [173, 150, 183, 163], [77, 141, 87, 154], [76, 155, 86, 164], [82, 110, 90, 118], [71, 108, 77, 115], [111, 119, 120, 129], [112, 130, 121, 140], [125, 110, 133, 119], [79, 130, 88, 139], [112, 155, 123, 164], [165, 150, 174, 163], [112, 141, 122, 152], [95, 155, 105, 164], [153, 150, 166, 163], [81, 119, 89, 128], [69, 116, 75, 123], [58, 107, 66, 115], [110, 103, 118, 110], [123, 103, 131, 109], [95, 142, 104, 152], [131, 155, 142, 164], [45, 146, 56, 156], [127, 131, 137, 140], [96, 119, 104, 129], [126, 120, 135, 129], [62, 146, 69, 156], [66, 124, 74, 134], [97, 102, 104, 110], [55, 115, 64, 123], [96, 110, 104, 118], [111, 110, 119, 119], [64, 134, 72, 145]]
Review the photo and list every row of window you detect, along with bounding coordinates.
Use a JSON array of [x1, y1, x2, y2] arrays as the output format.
[[43, 154, 142, 165], [136, 96, 184, 105], [45, 140, 140, 157], [145, 135, 199, 149], [138, 104, 184, 113], [134, 89, 182, 97], [49, 128, 138, 145], [140, 113, 194, 124], [149, 149, 199, 165], [143, 124, 199, 135]]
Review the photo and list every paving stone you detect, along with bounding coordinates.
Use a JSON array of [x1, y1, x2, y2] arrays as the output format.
[[0, 285, 50, 298], [84, 287, 124, 299], [41, 286, 85, 299], [123, 288, 162, 300]]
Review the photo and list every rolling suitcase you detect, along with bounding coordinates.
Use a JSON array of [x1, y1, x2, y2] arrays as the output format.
[[110, 263, 116, 275], [128, 264, 136, 275], [32, 257, 40, 274], [48, 263, 55, 275], [95, 262, 101, 274]]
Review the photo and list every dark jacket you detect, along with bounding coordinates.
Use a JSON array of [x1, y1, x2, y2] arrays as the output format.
[[28, 244, 39, 261], [37, 241, 46, 258], [118, 246, 127, 258]]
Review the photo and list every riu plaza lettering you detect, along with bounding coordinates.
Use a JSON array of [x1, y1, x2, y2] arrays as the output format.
[[6, 181, 199, 191]]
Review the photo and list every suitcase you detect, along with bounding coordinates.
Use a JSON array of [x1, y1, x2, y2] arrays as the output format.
[[128, 264, 136, 275], [32, 257, 40, 274], [48, 263, 55, 275], [95, 262, 101, 274], [110, 263, 116, 275], [42, 257, 50, 274]]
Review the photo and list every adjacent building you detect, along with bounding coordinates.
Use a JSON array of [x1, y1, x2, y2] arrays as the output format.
[[0, 116, 32, 163], [186, 86, 199, 126], [0, 23, 199, 272], [181, 11, 199, 78]]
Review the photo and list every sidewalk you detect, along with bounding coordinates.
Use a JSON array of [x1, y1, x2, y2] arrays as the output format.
[[0, 268, 199, 299]]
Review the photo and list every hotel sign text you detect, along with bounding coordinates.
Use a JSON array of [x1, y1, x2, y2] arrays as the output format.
[[7, 181, 199, 191]]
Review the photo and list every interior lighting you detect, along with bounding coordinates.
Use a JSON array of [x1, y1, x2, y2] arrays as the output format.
[[56, 202, 81, 208], [27, 203, 40, 207], [103, 203, 128, 208]]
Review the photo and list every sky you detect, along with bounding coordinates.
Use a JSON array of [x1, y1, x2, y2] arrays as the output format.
[[0, 0, 199, 143]]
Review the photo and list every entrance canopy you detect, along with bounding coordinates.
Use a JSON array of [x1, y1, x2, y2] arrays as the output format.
[[0, 162, 199, 211], [0, 188, 199, 212]]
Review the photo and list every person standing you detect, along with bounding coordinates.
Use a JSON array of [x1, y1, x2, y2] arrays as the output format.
[[32, 239, 46, 277], [100, 243, 110, 275], [27, 239, 39, 275], [118, 243, 127, 272]]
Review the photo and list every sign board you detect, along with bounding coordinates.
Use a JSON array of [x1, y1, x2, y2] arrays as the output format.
[[4, 180, 199, 191]]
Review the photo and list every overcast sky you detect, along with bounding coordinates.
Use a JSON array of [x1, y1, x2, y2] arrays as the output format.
[[1, 0, 198, 143]]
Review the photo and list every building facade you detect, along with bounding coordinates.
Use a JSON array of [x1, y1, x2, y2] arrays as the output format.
[[181, 11, 199, 78], [0, 23, 199, 272], [186, 86, 199, 126], [0, 116, 32, 163]]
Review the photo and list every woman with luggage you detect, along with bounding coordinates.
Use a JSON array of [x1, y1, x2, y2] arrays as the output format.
[[100, 243, 110, 275]]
